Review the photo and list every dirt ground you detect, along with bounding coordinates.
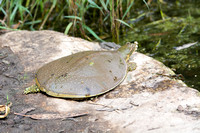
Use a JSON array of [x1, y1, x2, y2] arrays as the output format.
[[0, 46, 110, 133]]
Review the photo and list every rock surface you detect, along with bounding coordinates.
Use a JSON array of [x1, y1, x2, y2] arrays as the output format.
[[0, 30, 200, 133]]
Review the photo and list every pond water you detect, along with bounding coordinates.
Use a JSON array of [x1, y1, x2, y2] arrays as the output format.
[[118, 1, 200, 90]]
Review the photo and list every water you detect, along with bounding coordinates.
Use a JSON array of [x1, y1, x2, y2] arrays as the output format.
[[119, 1, 200, 90]]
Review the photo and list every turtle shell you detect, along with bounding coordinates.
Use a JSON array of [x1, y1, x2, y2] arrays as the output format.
[[36, 50, 127, 98]]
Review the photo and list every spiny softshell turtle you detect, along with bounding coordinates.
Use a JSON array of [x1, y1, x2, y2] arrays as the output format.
[[24, 42, 138, 98]]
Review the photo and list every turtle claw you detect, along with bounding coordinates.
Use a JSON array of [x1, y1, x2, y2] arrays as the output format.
[[128, 62, 137, 71], [24, 85, 40, 94]]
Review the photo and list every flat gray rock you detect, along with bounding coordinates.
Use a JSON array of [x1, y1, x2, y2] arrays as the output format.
[[0, 30, 200, 133]]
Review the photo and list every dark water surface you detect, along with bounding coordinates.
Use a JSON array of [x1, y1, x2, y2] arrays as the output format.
[[118, 1, 200, 90]]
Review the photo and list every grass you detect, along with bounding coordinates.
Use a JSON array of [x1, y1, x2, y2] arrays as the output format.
[[0, 0, 148, 43]]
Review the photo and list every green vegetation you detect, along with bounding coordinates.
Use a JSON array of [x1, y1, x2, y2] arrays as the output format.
[[0, 0, 147, 43]]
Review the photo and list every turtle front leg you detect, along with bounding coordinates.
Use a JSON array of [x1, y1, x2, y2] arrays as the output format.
[[24, 85, 40, 94], [127, 62, 137, 71]]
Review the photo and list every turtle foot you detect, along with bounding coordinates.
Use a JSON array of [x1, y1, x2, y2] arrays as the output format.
[[24, 85, 40, 94], [128, 62, 137, 71]]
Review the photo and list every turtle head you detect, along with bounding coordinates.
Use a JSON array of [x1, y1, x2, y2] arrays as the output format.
[[118, 41, 138, 62]]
